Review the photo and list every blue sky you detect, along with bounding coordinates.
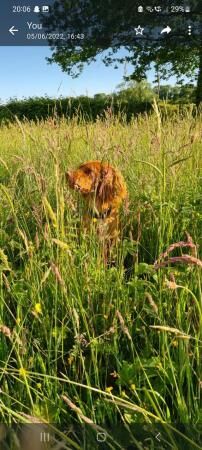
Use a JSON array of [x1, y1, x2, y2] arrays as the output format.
[[0, 46, 190, 103]]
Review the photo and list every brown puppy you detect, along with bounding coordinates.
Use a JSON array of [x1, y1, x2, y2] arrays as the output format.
[[66, 161, 127, 260]]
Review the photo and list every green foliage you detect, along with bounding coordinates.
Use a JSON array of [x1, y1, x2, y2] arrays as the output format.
[[0, 111, 201, 448], [0, 82, 197, 123], [154, 83, 196, 103], [0, 94, 153, 123], [41, 0, 201, 104], [116, 80, 155, 103]]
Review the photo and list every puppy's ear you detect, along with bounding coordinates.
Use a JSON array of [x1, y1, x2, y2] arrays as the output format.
[[98, 166, 114, 199], [80, 163, 97, 184], [112, 170, 127, 199]]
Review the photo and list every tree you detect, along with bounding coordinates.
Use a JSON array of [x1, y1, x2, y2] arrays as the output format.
[[153, 84, 196, 103], [42, 0, 202, 105], [116, 80, 154, 103]]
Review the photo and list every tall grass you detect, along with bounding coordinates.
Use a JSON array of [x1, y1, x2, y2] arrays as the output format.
[[0, 107, 201, 449]]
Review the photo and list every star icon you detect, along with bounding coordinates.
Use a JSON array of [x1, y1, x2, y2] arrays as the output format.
[[134, 25, 144, 35]]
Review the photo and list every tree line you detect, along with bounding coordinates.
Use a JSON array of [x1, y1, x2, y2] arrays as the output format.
[[0, 82, 197, 123]]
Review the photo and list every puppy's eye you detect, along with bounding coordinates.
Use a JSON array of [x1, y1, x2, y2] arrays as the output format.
[[83, 167, 92, 175]]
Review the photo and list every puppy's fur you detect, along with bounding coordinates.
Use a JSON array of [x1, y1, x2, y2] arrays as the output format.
[[66, 161, 127, 257]]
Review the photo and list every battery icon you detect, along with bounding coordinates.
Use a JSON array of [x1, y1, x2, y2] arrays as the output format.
[[185, 6, 190, 12]]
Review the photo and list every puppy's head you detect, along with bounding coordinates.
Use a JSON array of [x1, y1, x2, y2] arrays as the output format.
[[66, 167, 94, 194], [66, 161, 127, 207], [66, 161, 112, 195]]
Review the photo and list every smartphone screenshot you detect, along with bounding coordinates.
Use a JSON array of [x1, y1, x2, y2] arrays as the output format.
[[0, 1, 201, 448]]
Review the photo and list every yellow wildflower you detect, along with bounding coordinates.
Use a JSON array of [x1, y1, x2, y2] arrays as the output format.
[[19, 367, 28, 378], [34, 303, 42, 314], [105, 386, 113, 393], [121, 390, 128, 398]]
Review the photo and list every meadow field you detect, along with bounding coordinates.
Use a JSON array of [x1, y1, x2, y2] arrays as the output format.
[[0, 106, 201, 449]]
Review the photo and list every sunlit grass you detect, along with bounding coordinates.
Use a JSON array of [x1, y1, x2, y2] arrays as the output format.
[[0, 107, 201, 448]]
